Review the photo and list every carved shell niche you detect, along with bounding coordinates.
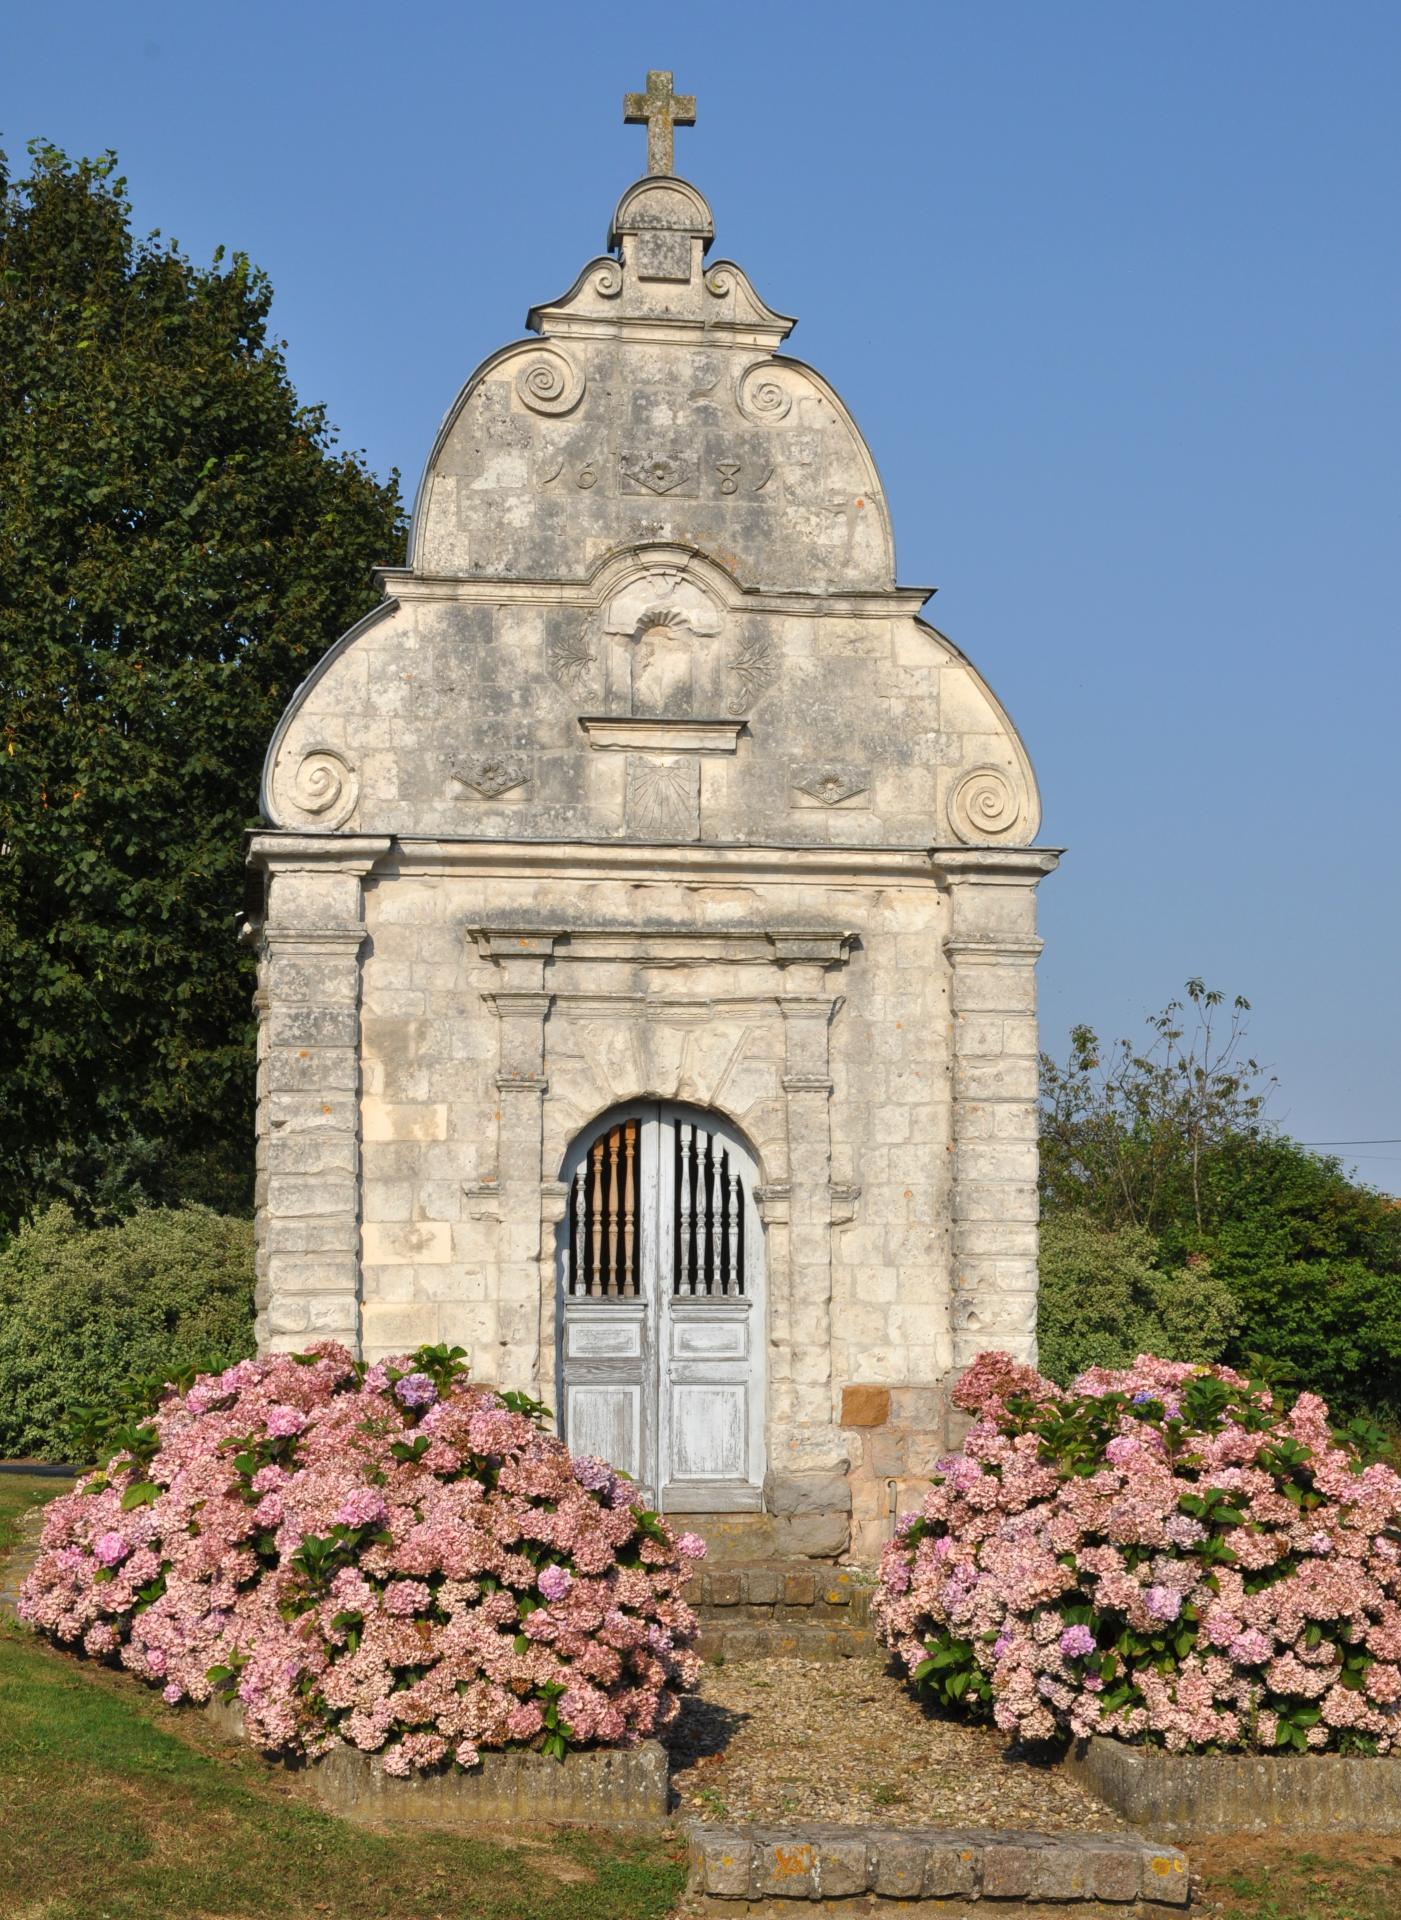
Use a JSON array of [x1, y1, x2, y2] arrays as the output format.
[[283, 747, 359, 830], [947, 765, 1021, 843]]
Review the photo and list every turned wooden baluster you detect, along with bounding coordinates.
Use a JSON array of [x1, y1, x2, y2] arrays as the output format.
[[727, 1159, 742, 1296], [678, 1120, 694, 1294], [622, 1119, 637, 1296], [707, 1135, 723, 1296], [606, 1126, 621, 1297], [571, 1170, 586, 1294], [589, 1135, 606, 1296]]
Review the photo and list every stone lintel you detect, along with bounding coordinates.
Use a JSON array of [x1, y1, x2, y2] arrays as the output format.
[[579, 715, 745, 754], [470, 925, 856, 966]]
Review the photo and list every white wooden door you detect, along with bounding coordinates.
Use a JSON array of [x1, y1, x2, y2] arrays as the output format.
[[558, 1104, 764, 1512]]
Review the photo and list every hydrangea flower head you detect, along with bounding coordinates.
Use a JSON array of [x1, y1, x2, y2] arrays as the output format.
[[392, 1372, 437, 1409], [263, 1405, 306, 1439]]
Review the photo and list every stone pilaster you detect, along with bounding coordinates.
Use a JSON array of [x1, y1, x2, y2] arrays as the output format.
[[476, 932, 555, 1394], [767, 937, 852, 1551], [933, 850, 1060, 1371], [248, 834, 389, 1354]]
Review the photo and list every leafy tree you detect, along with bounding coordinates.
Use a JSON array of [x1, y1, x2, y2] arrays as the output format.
[[0, 144, 404, 1232], [1040, 978, 1273, 1236], [1040, 983, 1401, 1417], [1202, 1134, 1401, 1418]]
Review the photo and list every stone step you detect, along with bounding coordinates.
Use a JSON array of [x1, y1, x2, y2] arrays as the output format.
[[685, 1559, 877, 1662]]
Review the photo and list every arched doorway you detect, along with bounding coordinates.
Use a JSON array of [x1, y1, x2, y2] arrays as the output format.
[[556, 1102, 765, 1512]]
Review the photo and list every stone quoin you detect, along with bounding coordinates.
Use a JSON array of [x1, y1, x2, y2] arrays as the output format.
[[244, 73, 1060, 1560]]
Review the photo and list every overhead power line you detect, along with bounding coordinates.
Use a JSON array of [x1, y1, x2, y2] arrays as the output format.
[[1298, 1137, 1401, 1147]]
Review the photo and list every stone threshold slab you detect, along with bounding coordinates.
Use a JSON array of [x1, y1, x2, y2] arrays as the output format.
[[1067, 1733, 1401, 1839], [687, 1822, 1189, 1910]]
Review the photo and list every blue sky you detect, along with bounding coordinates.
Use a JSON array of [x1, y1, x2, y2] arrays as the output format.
[[6, 1, 1398, 1185]]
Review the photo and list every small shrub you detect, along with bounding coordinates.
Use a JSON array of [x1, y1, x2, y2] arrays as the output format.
[[873, 1351, 1401, 1753], [19, 1342, 705, 1772], [0, 1204, 254, 1460], [1037, 1213, 1239, 1386]]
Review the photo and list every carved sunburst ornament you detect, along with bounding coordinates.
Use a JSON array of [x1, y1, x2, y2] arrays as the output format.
[[626, 756, 698, 839]]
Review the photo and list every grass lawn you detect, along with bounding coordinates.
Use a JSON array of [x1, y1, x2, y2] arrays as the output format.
[[1194, 1838, 1401, 1919], [2, 1474, 1399, 1919], [0, 1471, 71, 1557]]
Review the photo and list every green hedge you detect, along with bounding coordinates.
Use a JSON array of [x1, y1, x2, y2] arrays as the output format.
[[0, 1204, 254, 1460], [1037, 1211, 1240, 1386]]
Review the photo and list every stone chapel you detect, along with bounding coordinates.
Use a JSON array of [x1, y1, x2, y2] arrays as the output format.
[[246, 76, 1059, 1559]]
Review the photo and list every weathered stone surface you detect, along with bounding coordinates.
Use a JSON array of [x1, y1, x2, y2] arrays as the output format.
[[772, 1513, 851, 1559], [814, 1832, 869, 1898], [680, 1822, 1191, 1908], [692, 1827, 754, 1898], [869, 1830, 926, 1896], [765, 1473, 853, 1517], [248, 96, 1057, 1551], [306, 1736, 667, 1830], [1069, 1733, 1401, 1837]]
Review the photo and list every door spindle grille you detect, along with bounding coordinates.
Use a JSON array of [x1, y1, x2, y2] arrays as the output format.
[[672, 1120, 746, 1297], [568, 1117, 641, 1296]]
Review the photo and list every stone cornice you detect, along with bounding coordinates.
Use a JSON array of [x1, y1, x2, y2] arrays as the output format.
[[260, 925, 368, 953], [930, 848, 1062, 888], [246, 834, 392, 876], [373, 568, 933, 620], [390, 840, 937, 887], [943, 935, 1046, 963]]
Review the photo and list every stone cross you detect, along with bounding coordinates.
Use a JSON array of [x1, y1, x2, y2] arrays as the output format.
[[623, 70, 696, 176]]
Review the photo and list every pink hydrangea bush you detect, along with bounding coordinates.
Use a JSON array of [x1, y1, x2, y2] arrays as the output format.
[[20, 1342, 706, 1773], [873, 1351, 1401, 1754]]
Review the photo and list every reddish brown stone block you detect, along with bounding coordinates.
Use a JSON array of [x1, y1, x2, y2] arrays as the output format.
[[840, 1384, 890, 1428]]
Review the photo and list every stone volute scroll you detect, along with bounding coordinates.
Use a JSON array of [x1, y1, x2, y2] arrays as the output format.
[[271, 747, 359, 831], [947, 765, 1027, 844]]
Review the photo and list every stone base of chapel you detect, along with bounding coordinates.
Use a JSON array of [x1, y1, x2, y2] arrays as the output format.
[[668, 1380, 951, 1566]]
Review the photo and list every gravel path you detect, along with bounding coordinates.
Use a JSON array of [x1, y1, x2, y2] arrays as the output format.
[[665, 1654, 1128, 1833]]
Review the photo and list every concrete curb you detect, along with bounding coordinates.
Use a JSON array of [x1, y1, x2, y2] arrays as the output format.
[[686, 1822, 1190, 1911], [1067, 1734, 1401, 1838]]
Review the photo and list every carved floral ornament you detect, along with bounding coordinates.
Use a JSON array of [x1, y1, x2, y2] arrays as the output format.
[[285, 747, 358, 829], [453, 755, 529, 800]]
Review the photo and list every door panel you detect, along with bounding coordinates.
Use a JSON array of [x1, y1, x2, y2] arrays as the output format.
[[668, 1383, 747, 1481], [563, 1381, 644, 1483]]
